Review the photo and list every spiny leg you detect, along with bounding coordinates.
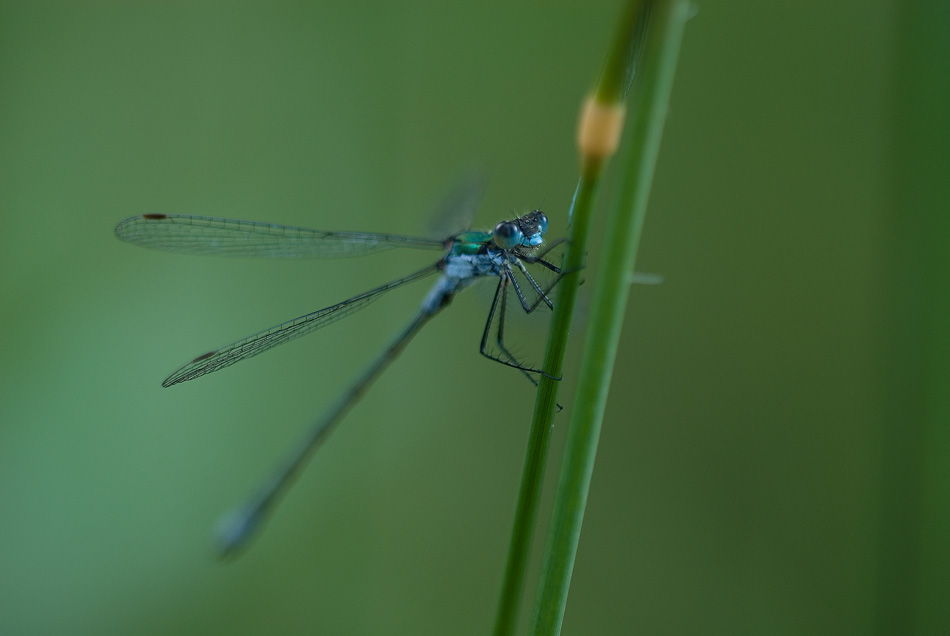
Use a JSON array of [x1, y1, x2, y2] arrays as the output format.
[[522, 244, 594, 312], [494, 271, 562, 380], [514, 260, 555, 310], [532, 237, 567, 260], [506, 263, 536, 312], [493, 272, 534, 373], [517, 260, 571, 314], [490, 272, 565, 410], [479, 274, 560, 380], [521, 238, 565, 273], [530, 257, 561, 273], [480, 276, 526, 369]]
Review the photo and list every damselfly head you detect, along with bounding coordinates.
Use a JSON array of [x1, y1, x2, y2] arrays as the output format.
[[493, 210, 548, 250], [516, 210, 548, 247]]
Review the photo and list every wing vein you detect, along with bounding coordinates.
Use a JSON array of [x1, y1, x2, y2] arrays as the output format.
[[162, 263, 441, 386], [115, 214, 445, 259]]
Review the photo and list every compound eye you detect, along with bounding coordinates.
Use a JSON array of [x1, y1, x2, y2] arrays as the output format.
[[493, 221, 523, 250], [536, 212, 549, 236]]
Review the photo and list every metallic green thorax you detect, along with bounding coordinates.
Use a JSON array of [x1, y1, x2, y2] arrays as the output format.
[[452, 231, 493, 255]]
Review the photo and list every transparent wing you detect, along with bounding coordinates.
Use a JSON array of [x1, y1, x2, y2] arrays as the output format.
[[162, 264, 440, 386], [426, 172, 487, 239], [115, 214, 446, 259]]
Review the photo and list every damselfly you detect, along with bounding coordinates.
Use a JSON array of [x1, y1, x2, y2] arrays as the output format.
[[115, 209, 561, 554]]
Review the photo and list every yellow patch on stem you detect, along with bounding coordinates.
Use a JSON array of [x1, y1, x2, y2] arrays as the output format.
[[576, 96, 626, 161]]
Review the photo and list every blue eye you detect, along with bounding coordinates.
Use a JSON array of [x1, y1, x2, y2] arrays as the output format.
[[536, 212, 548, 235], [493, 221, 523, 249]]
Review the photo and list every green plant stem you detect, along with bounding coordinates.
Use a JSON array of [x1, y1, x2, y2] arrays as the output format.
[[493, 158, 602, 636], [493, 2, 656, 634], [531, 2, 689, 634], [596, 0, 650, 104], [876, 3, 950, 633]]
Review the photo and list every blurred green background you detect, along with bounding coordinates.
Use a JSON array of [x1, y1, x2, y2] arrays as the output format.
[[2, 1, 946, 634]]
